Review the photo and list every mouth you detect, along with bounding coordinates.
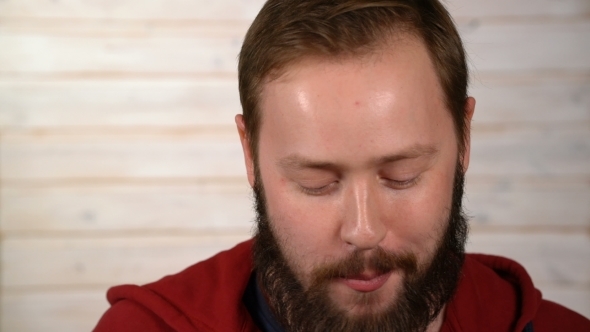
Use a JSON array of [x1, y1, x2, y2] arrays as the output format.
[[338, 270, 393, 293]]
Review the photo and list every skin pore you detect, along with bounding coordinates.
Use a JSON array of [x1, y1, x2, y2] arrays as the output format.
[[236, 34, 475, 332]]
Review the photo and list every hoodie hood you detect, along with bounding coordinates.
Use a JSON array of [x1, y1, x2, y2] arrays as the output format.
[[97, 241, 589, 332], [103, 240, 258, 332], [441, 254, 542, 332]]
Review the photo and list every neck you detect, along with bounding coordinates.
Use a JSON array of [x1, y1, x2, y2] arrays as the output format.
[[425, 305, 446, 332]]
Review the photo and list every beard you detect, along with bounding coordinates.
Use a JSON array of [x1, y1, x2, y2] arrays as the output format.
[[251, 162, 469, 332]]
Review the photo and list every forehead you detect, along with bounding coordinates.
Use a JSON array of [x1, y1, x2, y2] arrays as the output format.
[[257, 34, 455, 165]]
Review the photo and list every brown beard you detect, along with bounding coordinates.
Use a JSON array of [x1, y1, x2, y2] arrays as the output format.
[[252, 163, 468, 332]]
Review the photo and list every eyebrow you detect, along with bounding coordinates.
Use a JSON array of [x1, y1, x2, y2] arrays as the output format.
[[375, 144, 438, 164], [277, 144, 438, 171]]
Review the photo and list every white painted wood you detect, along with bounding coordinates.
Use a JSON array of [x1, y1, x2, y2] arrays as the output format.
[[465, 179, 590, 227], [0, 78, 241, 128], [2, 126, 588, 180], [467, 232, 590, 288], [469, 125, 590, 177], [1, 180, 587, 233], [0, 0, 588, 20], [0, 0, 267, 20], [1, 77, 587, 129], [460, 21, 590, 72], [2, 289, 110, 332], [1, 235, 251, 288], [0, 23, 246, 74], [1, 21, 588, 75], [470, 79, 590, 124], [0, 182, 255, 232], [447, 0, 590, 18], [0, 130, 247, 180]]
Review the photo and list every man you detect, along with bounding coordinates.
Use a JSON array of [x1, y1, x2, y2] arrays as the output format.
[[94, 0, 590, 331]]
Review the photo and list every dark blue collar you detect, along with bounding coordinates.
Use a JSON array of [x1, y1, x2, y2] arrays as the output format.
[[243, 272, 285, 332]]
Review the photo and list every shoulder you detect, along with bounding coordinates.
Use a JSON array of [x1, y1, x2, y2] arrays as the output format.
[[93, 298, 174, 332], [532, 299, 590, 331], [93, 239, 255, 331]]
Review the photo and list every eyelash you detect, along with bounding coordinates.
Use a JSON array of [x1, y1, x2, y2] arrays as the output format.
[[299, 182, 338, 196], [299, 176, 418, 196], [383, 176, 419, 189]]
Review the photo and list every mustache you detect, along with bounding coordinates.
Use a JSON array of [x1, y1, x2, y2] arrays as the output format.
[[310, 247, 418, 285]]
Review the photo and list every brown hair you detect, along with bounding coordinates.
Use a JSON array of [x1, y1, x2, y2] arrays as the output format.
[[238, 0, 469, 162]]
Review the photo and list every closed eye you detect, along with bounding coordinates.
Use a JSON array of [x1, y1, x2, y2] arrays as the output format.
[[382, 176, 419, 190], [298, 182, 338, 196]]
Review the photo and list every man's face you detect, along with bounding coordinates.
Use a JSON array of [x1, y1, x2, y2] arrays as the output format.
[[237, 35, 473, 330]]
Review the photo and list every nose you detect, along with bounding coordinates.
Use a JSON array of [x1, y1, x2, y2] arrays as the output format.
[[340, 180, 387, 250]]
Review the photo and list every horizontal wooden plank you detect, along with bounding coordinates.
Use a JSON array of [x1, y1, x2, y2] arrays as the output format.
[[2, 289, 110, 332], [0, 130, 247, 180], [470, 78, 590, 124], [0, 0, 267, 21], [0, 21, 588, 75], [1, 179, 588, 233], [0, 0, 588, 20], [2, 285, 588, 332], [1, 77, 588, 129], [467, 233, 590, 287], [0, 23, 246, 74], [1, 234, 251, 288], [459, 21, 590, 76], [460, 21, 590, 73], [2, 126, 588, 180], [465, 180, 590, 228], [468, 125, 590, 176], [0, 78, 241, 128], [447, 0, 590, 18], [0, 182, 255, 232]]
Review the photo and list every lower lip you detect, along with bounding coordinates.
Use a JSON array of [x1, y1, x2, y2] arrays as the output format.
[[339, 272, 392, 292]]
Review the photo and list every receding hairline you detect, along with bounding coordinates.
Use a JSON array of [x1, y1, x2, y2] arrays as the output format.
[[261, 28, 421, 86], [256, 31, 444, 128]]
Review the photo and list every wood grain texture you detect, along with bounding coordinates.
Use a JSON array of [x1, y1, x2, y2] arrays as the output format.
[[1, 235, 251, 288], [0, 130, 246, 180], [465, 179, 590, 228], [470, 78, 590, 124], [2, 289, 110, 332], [1, 182, 255, 232], [1, 21, 588, 75], [1, 0, 588, 20], [0, 0, 267, 20], [0, 78, 241, 128], [446, 0, 590, 18], [468, 125, 590, 176], [0, 23, 246, 75], [459, 21, 590, 73]]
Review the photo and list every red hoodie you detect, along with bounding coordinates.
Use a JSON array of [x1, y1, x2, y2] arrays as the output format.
[[94, 240, 590, 332]]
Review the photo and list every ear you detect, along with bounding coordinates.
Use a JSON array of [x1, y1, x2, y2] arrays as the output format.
[[235, 114, 256, 187], [461, 97, 476, 172]]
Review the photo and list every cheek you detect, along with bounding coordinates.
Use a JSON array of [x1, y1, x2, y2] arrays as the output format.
[[260, 170, 341, 276], [385, 167, 455, 254]]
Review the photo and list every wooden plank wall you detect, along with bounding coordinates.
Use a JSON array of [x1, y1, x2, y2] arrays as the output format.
[[1, 0, 589, 330]]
